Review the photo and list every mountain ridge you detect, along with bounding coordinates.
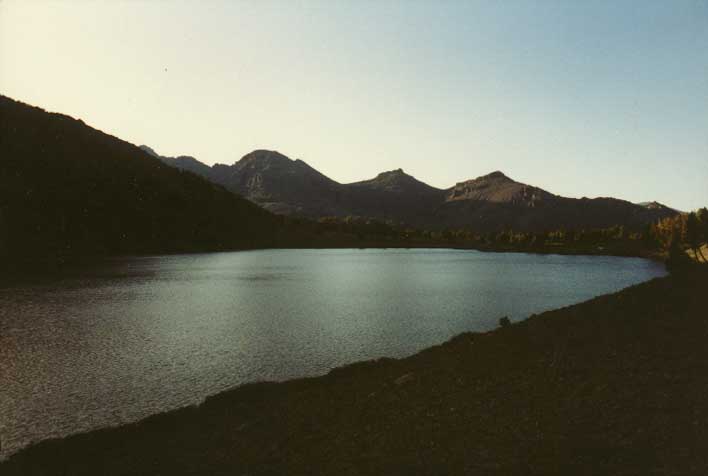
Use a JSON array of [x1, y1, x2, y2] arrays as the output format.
[[144, 146, 677, 231]]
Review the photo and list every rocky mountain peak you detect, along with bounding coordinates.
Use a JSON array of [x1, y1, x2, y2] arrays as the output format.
[[447, 171, 554, 205], [238, 150, 292, 166], [639, 201, 676, 212], [481, 170, 511, 181], [374, 168, 409, 181]]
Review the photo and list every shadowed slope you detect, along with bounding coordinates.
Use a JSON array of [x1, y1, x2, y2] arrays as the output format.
[[0, 96, 279, 266]]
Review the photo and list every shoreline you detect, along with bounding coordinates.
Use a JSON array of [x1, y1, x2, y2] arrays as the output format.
[[1, 242, 665, 284], [3, 268, 705, 474]]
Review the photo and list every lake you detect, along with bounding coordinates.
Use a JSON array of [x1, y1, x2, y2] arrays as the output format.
[[0, 248, 666, 458]]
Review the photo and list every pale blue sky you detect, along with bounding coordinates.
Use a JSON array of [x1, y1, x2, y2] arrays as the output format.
[[1, 1, 706, 210]]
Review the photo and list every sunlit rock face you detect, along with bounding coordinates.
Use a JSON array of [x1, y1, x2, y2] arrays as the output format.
[[446, 171, 555, 207]]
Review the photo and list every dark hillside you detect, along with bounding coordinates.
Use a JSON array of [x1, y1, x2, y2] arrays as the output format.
[[0, 96, 278, 267]]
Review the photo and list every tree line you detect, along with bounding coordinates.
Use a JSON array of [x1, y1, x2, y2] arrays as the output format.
[[290, 208, 708, 262]]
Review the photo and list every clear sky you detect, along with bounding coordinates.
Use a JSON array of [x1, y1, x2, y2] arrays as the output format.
[[1, 1, 707, 210]]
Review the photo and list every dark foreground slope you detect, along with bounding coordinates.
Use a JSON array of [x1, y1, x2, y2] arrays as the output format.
[[0, 96, 278, 266], [4, 269, 707, 476]]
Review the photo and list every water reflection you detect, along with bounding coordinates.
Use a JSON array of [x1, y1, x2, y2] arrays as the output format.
[[0, 249, 666, 458]]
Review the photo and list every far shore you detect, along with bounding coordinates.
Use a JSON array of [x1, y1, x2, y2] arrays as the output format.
[[2, 240, 665, 281]]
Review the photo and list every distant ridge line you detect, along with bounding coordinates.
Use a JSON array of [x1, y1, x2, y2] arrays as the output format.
[[143, 145, 678, 231]]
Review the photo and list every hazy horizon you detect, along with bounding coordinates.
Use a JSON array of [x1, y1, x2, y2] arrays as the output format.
[[1, 0, 706, 210]]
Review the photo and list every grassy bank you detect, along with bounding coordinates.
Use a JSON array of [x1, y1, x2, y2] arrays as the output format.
[[3, 269, 707, 475]]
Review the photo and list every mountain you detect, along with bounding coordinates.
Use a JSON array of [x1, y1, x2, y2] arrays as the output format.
[[145, 147, 450, 224], [222, 150, 344, 216], [446, 171, 554, 205], [151, 147, 678, 231], [639, 201, 678, 213], [140, 147, 346, 216], [434, 172, 677, 231], [343, 169, 446, 225], [0, 96, 279, 265]]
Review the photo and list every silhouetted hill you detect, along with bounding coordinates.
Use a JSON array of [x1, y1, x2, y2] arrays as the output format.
[[151, 147, 678, 231], [0, 96, 279, 266], [139, 145, 217, 181]]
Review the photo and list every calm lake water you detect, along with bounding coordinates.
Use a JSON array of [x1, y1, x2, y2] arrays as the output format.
[[0, 249, 666, 457]]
